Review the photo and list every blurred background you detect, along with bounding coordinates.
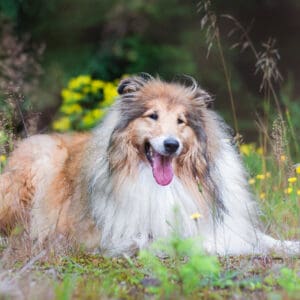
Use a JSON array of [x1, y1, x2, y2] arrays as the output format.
[[0, 0, 300, 141]]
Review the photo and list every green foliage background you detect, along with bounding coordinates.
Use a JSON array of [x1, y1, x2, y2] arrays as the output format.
[[0, 0, 300, 139]]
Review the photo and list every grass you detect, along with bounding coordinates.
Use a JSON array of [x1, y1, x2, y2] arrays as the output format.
[[0, 235, 299, 299]]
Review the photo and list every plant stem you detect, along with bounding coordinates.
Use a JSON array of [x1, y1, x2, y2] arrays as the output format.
[[215, 30, 239, 135]]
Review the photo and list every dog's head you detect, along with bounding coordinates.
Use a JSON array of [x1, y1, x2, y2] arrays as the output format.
[[109, 74, 214, 186]]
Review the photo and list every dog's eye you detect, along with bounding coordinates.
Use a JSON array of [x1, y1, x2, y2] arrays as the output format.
[[177, 118, 184, 124], [149, 113, 158, 120]]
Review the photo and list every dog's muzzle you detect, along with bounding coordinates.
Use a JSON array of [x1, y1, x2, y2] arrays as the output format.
[[144, 136, 182, 186], [163, 138, 180, 155]]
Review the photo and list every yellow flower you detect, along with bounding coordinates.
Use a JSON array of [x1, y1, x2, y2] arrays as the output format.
[[68, 75, 92, 90], [0, 154, 6, 162], [102, 83, 118, 107], [190, 212, 202, 220], [296, 166, 300, 174], [82, 86, 90, 94], [82, 114, 94, 128], [61, 89, 83, 103], [248, 178, 255, 185], [52, 117, 71, 132], [256, 147, 264, 155], [297, 190, 300, 196], [260, 192, 266, 200], [60, 104, 83, 115], [91, 80, 105, 93], [68, 78, 81, 90], [239, 144, 255, 156], [280, 155, 286, 162], [256, 174, 265, 180], [284, 187, 293, 195], [288, 177, 297, 184], [81, 109, 105, 127], [77, 75, 92, 85]]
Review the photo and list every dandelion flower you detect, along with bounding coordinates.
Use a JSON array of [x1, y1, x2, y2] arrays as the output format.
[[0, 155, 6, 162], [239, 144, 254, 156], [260, 192, 266, 200], [288, 177, 297, 184], [190, 212, 202, 220], [248, 178, 255, 185], [284, 187, 293, 195], [297, 190, 300, 196], [280, 155, 286, 162], [256, 174, 265, 180], [296, 166, 300, 174]]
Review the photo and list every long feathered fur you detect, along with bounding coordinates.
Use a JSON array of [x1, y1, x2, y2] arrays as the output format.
[[0, 74, 299, 257]]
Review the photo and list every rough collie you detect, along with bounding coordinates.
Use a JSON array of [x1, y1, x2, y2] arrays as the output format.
[[0, 74, 299, 256]]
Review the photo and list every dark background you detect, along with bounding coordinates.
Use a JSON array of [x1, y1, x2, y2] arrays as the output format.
[[1, 0, 300, 140]]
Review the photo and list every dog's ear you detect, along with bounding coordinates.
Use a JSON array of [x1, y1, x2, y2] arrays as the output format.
[[178, 75, 214, 108], [194, 88, 214, 109], [117, 73, 153, 95]]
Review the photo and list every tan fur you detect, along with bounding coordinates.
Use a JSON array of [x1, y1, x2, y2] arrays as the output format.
[[0, 133, 95, 244], [2, 77, 294, 256], [0, 79, 215, 249]]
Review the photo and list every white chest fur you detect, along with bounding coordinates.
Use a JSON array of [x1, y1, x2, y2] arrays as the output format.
[[90, 164, 205, 255]]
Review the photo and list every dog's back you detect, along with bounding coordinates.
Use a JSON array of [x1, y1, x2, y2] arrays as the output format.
[[0, 133, 90, 239]]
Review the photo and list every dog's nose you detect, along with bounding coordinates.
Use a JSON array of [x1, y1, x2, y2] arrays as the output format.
[[164, 138, 180, 154]]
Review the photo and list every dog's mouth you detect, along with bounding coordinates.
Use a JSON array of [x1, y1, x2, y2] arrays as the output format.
[[144, 142, 174, 186]]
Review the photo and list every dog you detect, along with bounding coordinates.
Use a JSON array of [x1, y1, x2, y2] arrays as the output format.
[[0, 74, 299, 256]]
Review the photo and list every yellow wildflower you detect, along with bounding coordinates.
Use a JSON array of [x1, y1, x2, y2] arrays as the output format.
[[288, 177, 297, 184], [92, 108, 105, 120], [82, 114, 94, 128], [102, 83, 118, 107], [82, 86, 90, 94], [60, 104, 83, 115], [0, 155, 6, 162], [61, 89, 83, 103], [256, 147, 264, 155], [280, 155, 286, 162], [256, 174, 265, 180], [68, 75, 91, 89], [82, 109, 105, 128], [77, 75, 91, 85], [284, 187, 293, 195], [239, 144, 255, 156], [259, 193, 266, 200], [190, 212, 202, 220], [248, 178, 255, 185], [296, 166, 300, 174], [297, 190, 300, 196], [91, 80, 105, 93], [68, 78, 81, 90], [52, 117, 71, 132]]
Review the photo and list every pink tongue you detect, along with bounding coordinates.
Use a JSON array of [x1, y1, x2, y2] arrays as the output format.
[[152, 152, 174, 186]]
